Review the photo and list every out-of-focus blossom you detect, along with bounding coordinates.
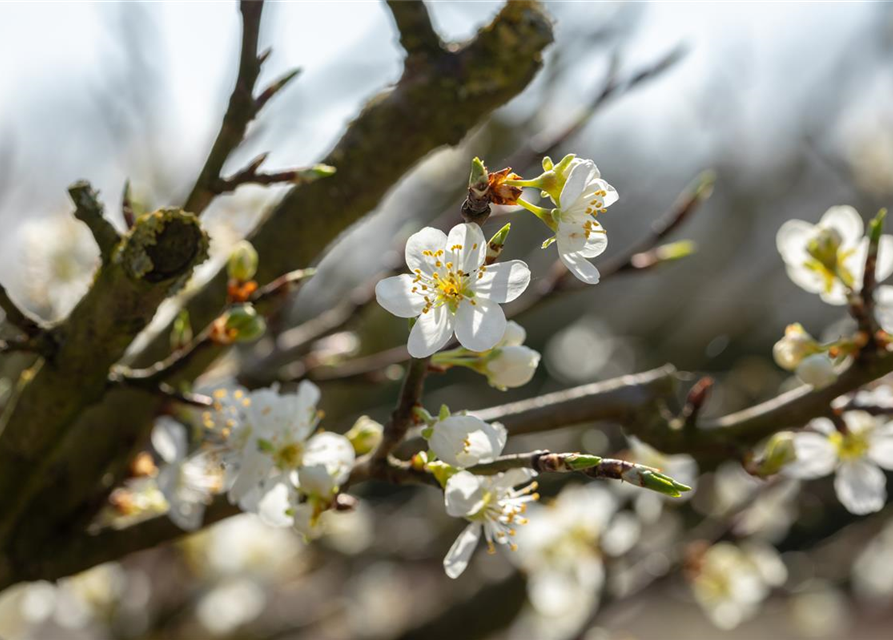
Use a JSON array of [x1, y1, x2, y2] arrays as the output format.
[[16, 213, 100, 320], [151, 416, 223, 531], [772, 323, 821, 371], [776, 205, 893, 305], [690, 542, 786, 629], [795, 353, 839, 389], [196, 577, 266, 635], [511, 483, 628, 636], [785, 413, 893, 514], [853, 519, 893, 601]]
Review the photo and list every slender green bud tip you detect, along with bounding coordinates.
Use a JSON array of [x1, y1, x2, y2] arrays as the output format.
[[655, 240, 697, 263], [469, 157, 489, 190], [870, 208, 887, 244]]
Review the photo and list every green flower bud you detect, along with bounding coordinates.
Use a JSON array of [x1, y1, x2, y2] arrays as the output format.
[[469, 157, 489, 191], [227, 240, 259, 282], [622, 464, 692, 497], [223, 304, 266, 343], [564, 453, 602, 471], [427, 460, 458, 488], [755, 432, 797, 476], [346, 415, 384, 456]]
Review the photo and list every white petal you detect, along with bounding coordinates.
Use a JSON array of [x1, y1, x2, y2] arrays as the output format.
[[776, 220, 814, 265], [868, 422, 893, 470], [296, 464, 336, 498], [876, 235, 893, 282], [405, 227, 447, 276], [375, 274, 425, 318], [835, 460, 886, 515], [303, 432, 355, 486], [152, 416, 188, 464], [559, 160, 597, 208], [875, 285, 893, 332], [558, 248, 601, 285], [473, 260, 530, 304], [228, 447, 273, 506], [556, 219, 607, 258], [407, 304, 455, 358], [492, 467, 536, 491], [455, 297, 506, 353], [444, 471, 485, 517], [430, 416, 506, 468], [810, 417, 837, 435], [785, 264, 827, 296], [784, 432, 837, 479], [256, 479, 294, 528], [443, 523, 482, 579], [295, 380, 321, 412], [445, 223, 487, 274], [819, 205, 863, 247]]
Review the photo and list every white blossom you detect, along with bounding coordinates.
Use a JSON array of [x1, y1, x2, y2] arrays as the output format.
[[375, 223, 531, 357], [442, 469, 539, 578], [426, 414, 507, 469], [216, 382, 354, 527], [511, 483, 622, 627], [772, 323, 820, 371], [691, 542, 786, 630], [549, 159, 617, 284], [784, 412, 893, 514], [776, 205, 893, 305], [151, 417, 223, 531]]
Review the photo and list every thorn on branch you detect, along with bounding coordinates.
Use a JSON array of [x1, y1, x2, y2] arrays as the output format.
[[68, 181, 121, 263], [254, 68, 302, 111]]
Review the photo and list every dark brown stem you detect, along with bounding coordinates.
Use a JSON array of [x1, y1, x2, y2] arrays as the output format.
[[0, 283, 43, 338], [385, 0, 442, 59], [68, 181, 121, 263], [183, 0, 266, 215], [371, 356, 431, 468]]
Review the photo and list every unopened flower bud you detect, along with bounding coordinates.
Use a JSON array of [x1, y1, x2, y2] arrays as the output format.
[[170, 309, 193, 351], [755, 432, 797, 476], [485, 345, 540, 390], [346, 415, 384, 456], [796, 353, 838, 388], [221, 304, 266, 343], [621, 464, 691, 497], [227, 240, 259, 283], [773, 323, 820, 371], [501, 320, 526, 347]]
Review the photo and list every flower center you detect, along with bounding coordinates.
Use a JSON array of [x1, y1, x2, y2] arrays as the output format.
[[829, 430, 870, 461], [411, 247, 482, 314], [273, 441, 304, 470]]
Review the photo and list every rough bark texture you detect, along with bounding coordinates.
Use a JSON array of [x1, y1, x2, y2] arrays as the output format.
[[0, 1, 554, 589]]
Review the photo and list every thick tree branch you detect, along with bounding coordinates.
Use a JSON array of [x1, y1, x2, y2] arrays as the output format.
[[0, 206, 208, 550], [68, 181, 121, 263]]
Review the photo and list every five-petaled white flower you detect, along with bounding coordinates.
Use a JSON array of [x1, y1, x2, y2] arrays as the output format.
[[776, 205, 893, 305], [224, 382, 354, 527], [483, 321, 541, 390], [549, 159, 617, 284], [426, 414, 507, 469], [784, 412, 893, 514], [442, 469, 539, 578], [375, 223, 531, 358], [152, 416, 223, 531]]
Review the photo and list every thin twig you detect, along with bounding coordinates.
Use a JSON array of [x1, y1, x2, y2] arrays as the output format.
[[68, 181, 121, 263], [371, 357, 431, 468], [385, 0, 443, 60]]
